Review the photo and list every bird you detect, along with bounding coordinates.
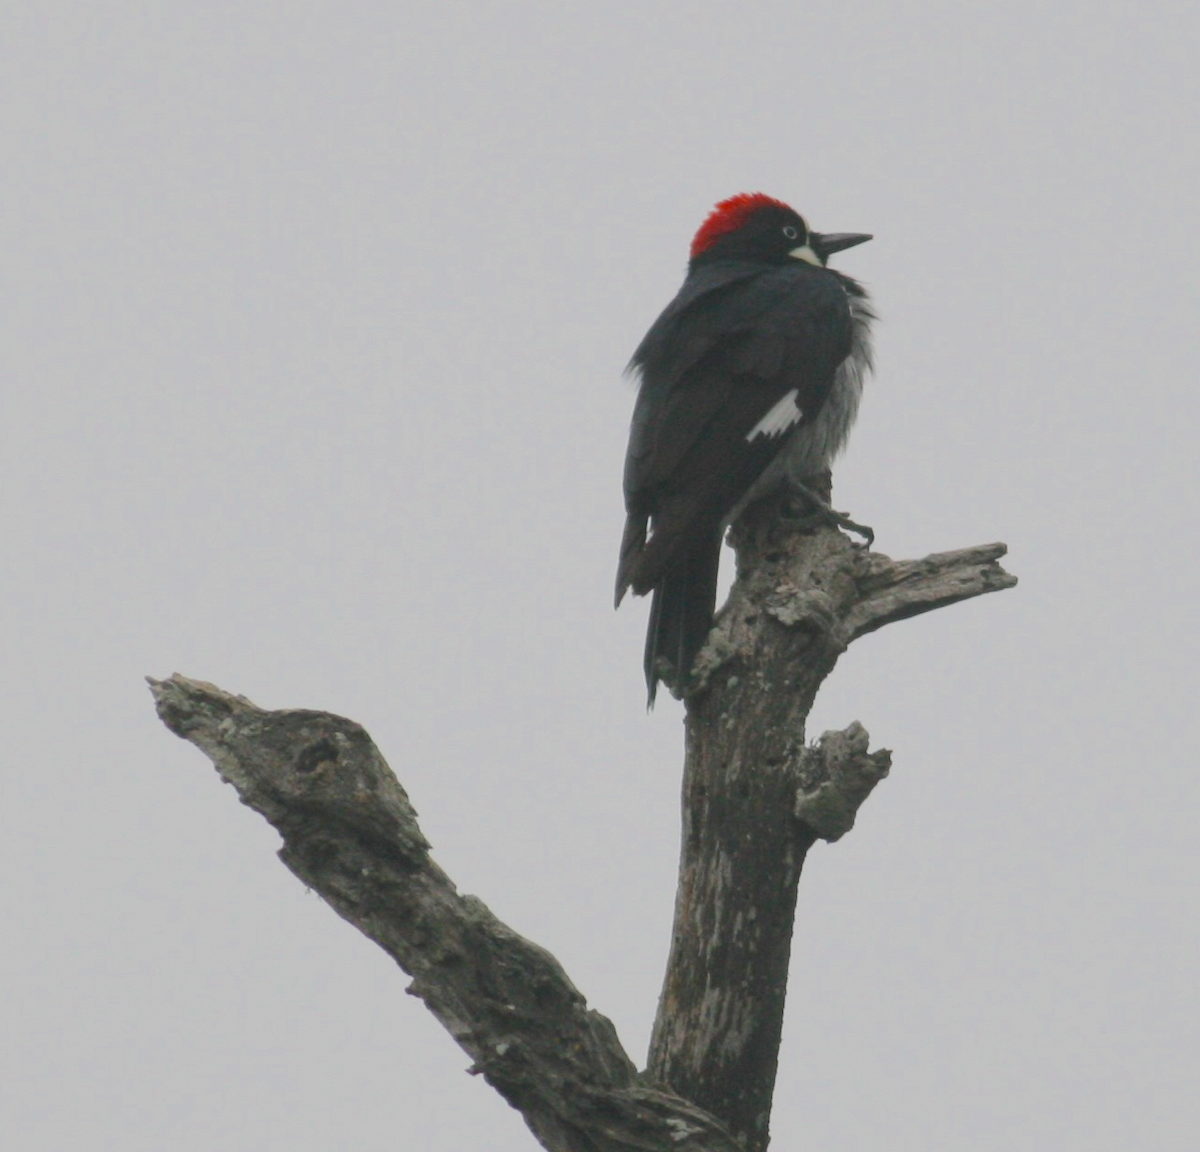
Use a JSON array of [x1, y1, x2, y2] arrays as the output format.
[[615, 192, 875, 707]]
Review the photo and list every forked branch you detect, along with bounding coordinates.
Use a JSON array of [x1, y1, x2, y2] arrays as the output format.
[[149, 503, 1014, 1152]]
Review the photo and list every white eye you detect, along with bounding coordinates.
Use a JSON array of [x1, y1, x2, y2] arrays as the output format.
[[782, 225, 800, 240]]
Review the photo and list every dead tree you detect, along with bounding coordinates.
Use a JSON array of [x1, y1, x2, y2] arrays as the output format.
[[150, 493, 1014, 1152]]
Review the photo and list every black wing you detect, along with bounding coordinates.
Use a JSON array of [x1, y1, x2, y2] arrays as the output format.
[[617, 262, 853, 602]]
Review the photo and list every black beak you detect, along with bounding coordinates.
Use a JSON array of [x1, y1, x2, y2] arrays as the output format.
[[811, 232, 873, 260]]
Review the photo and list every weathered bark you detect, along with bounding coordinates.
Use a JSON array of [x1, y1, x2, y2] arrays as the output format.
[[645, 494, 1015, 1150], [149, 496, 1014, 1152], [149, 674, 741, 1152]]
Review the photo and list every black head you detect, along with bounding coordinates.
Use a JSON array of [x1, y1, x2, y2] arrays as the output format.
[[689, 192, 871, 269]]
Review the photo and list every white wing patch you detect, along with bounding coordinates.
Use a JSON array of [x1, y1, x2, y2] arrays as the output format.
[[746, 389, 803, 442]]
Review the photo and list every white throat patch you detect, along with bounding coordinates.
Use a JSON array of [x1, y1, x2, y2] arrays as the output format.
[[788, 244, 822, 266]]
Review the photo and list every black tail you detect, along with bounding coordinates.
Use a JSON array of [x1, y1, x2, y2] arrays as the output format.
[[643, 534, 722, 708]]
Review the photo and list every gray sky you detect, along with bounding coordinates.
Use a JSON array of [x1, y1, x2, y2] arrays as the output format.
[[3, 2, 1197, 1149]]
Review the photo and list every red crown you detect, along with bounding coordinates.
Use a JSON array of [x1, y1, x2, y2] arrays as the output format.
[[690, 192, 793, 259]]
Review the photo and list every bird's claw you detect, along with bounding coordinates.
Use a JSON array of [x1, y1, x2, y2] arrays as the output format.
[[834, 513, 874, 548], [785, 483, 874, 548]]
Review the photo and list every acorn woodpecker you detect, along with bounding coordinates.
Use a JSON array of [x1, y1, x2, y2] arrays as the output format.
[[615, 193, 874, 706]]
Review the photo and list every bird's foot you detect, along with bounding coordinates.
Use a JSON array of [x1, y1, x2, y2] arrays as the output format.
[[785, 483, 875, 548]]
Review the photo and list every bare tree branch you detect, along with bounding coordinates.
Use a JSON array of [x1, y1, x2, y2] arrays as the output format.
[[844, 541, 1015, 641], [646, 499, 1015, 1151], [149, 674, 741, 1152], [148, 492, 1014, 1152]]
